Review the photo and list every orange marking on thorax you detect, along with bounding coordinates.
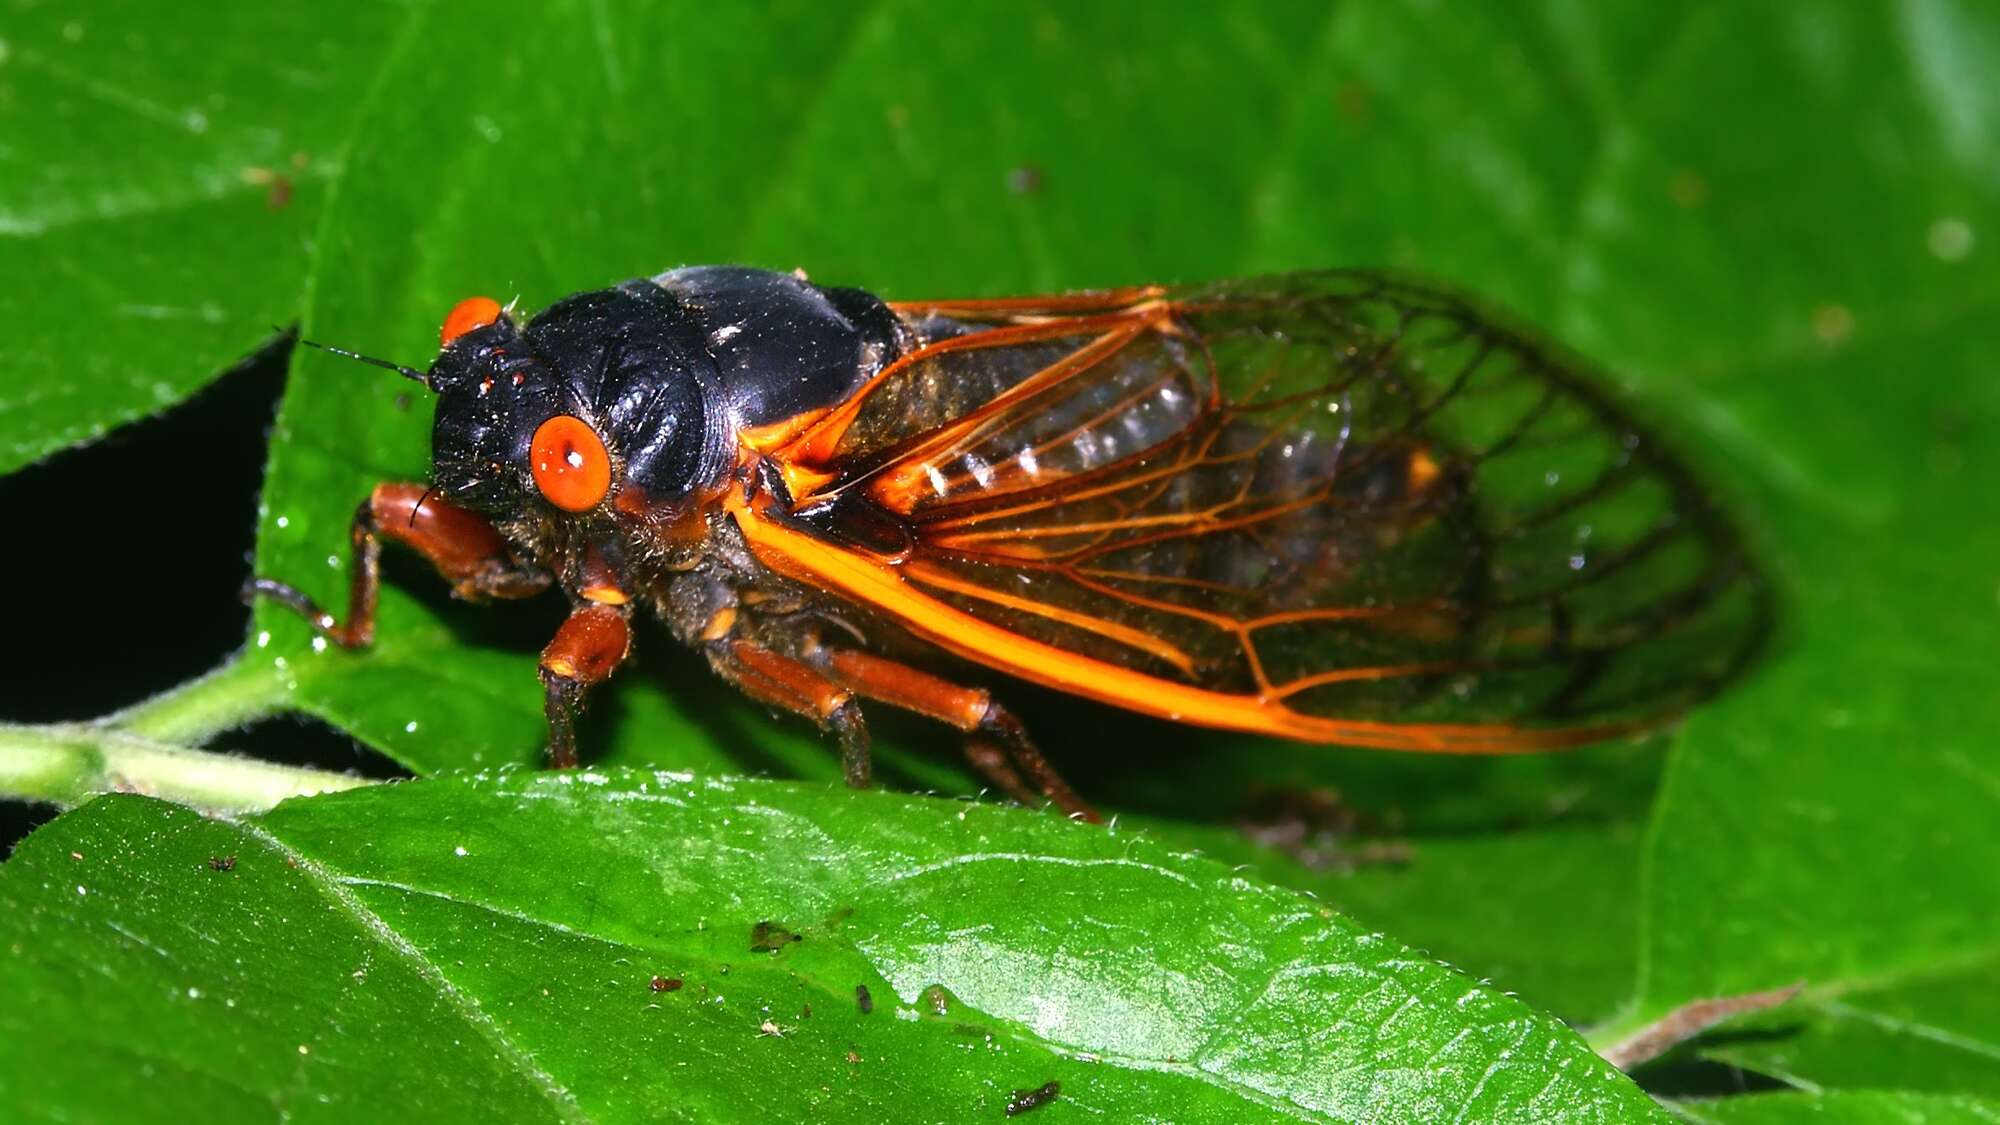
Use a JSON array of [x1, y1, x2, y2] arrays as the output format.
[[701, 606, 738, 642], [1407, 447, 1442, 492], [579, 543, 630, 605]]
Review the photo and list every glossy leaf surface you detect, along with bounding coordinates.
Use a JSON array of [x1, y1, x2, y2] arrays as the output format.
[[0, 773, 1663, 1122]]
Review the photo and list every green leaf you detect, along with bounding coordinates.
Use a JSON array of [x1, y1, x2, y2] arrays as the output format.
[[0, 4, 409, 473], [1157, 742, 1664, 1026], [1672, 1091, 2000, 1125], [0, 773, 1666, 1123], [1596, 2, 2000, 1098]]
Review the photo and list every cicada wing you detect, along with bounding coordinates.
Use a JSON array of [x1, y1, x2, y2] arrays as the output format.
[[764, 271, 1767, 746]]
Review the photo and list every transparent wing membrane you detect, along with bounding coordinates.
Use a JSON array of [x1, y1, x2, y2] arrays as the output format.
[[761, 272, 1767, 744]]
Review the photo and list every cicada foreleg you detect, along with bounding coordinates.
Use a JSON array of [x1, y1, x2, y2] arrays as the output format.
[[540, 603, 632, 769], [246, 482, 550, 648]]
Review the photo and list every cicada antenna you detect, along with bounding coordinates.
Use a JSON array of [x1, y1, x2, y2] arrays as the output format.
[[281, 328, 430, 384]]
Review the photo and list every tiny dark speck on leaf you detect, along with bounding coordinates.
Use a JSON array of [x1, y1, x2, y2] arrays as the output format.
[[1006, 1081, 1061, 1116], [207, 855, 236, 872], [1668, 169, 1710, 208], [649, 976, 682, 993], [1812, 303, 1855, 345], [1335, 81, 1372, 123], [1006, 164, 1044, 194], [923, 984, 951, 1015], [750, 920, 802, 952], [1930, 404, 1969, 441], [855, 984, 873, 1014], [239, 165, 293, 209]]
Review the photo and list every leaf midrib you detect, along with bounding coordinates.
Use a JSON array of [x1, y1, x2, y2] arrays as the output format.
[[233, 818, 589, 1124]]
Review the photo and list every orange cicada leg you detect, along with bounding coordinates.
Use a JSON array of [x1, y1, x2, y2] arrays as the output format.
[[712, 638, 872, 787], [817, 647, 1100, 822], [540, 603, 633, 769], [247, 482, 548, 648]]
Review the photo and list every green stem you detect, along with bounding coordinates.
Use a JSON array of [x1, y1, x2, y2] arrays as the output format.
[[0, 722, 368, 814], [103, 652, 293, 744]]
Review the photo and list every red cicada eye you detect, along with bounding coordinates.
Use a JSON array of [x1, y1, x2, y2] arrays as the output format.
[[530, 415, 612, 512], [440, 295, 504, 346]]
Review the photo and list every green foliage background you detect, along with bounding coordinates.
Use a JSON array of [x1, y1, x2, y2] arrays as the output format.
[[2, 2, 1996, 1121]]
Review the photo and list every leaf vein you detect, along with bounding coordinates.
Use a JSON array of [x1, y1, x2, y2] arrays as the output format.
[[236, 820, 589, 1124]]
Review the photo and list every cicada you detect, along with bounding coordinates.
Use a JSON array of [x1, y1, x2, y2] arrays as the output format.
[[254, 268, 1767, 819]]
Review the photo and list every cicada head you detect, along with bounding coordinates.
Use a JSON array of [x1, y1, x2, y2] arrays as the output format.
[[423, 284, 733, 523]]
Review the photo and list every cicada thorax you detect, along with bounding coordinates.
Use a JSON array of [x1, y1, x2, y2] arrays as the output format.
[[419, 267, 911, 597]]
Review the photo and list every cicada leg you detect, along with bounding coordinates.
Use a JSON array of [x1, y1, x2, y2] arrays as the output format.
[[539, 603, 632, 769], [709, 637, 873, 787], [814, 647, 1100, 822], [250, 482, 605, 767], [246, 482, 549, 647]]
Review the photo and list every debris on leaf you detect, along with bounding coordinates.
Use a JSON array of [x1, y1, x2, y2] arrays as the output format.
[[1006, 1080, 1061, 1116], [1599, 982, 1805, 1070], [922, 984, 951, 1016], [750, 920, 802, 952]]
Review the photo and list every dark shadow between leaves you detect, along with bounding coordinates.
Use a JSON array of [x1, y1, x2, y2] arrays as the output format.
[[1631, 1048, 1798, 1100], [210, 711, 416, 781], [381, 550, 570, 657], [0, 339, 291, 726], [0, 804, 61, 861]]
